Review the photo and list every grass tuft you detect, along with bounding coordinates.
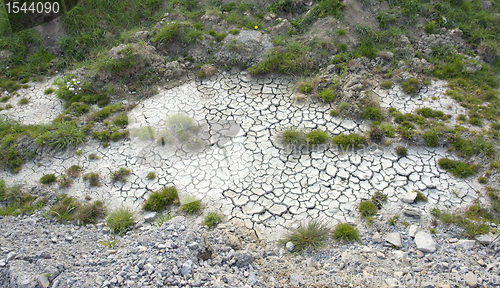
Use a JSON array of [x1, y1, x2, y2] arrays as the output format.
[[181, 195, 202, 213], [332, 223, 359, 242], [107, 208, 134, 235], [203, 212, 223, 228], [358, 200, 377, 218], [143, 186, 179, 212], [279, 220, 330, 252], [438, 158, 478, 178], [40, 174, 57, 184]]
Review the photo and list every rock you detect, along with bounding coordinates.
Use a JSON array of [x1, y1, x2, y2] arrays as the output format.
[[144, 212, 157, 223], [385, 232, 402, 248], [372, 232, 381, 243], [475, 234, 494, 245], [38, 274, 50, 288], [401, 192, 417, 203], [403, 207, 422, 217], [415, 231, 436, 253], [409, 225, 421, 237], [226, 234, 242, 250], [285, 241, 294, 252], [465, 272, 478, 287], [482, 1, 492, 10], [456, 240, 476, 250], [188, 242, 199, 251], [181, 260, 193, 276], [234, 251, 254, 267]]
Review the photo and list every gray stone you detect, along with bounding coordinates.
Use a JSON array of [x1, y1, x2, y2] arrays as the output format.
[[181, 260, 193, 276], [188, 242, 199, 251], [385, 232, 402, 248], [456, 240, 476, 250], [475, 234, 494, 245], [144, 212, 157, 223], [234, 251, 254, 267], [38, 274, 50, 288], [372, 232, 381, 243], [403, 207, 422, 217], [408, 225, 421, 237], [285, 241, 294, 252], [415, 231, 436, 253], [465, 272, 478, 287], [401, 192, 417, 203]]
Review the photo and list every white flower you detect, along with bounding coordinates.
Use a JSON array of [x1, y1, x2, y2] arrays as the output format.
[[67, 82, 70, 85], [72, 78, 76, 81], [79, 88, 81, 90], [77, 81, 81, 84], [69, 87, 74, 91]]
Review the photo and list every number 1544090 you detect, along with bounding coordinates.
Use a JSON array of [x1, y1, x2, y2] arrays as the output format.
[[6, 2, 60, 14]]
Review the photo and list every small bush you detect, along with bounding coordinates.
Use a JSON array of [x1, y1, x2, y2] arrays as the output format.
[[143, 186, 179, 212], [147, 172, 156, 180], [469, 118, 483, 126], [379, 122, 396, 137], [306, 130, 330, 147], [279, 221, 329, 252], [112, 114, 128, 127], [40, 174, 57, 184], [423, 130, 438, 147], [83, 172, 100, 187], [415, 191, 428, 202], [111, 168, 131, 183], [358, 200, 378, 218], [197, 64, 217, 78], [279, 128, 306, 145], [18, 98, 29, 105], [93, 104, 121, 121], [92, 130, 111, 141], [425, 21, 436, 34], [415, 108, 445, 119], [369, 126, 384, 142], [478, 176, 488, 184], [336, 29, 347, 36], [44, 88, 55, 94], [203, 212, 223, 228], [107, 208, 134, 235], [58, 175, 73, 188], [181, 195, 202, 213], [361, 107, 384, 121], [0, 96, 11, 102], [298, 82, 313, 94], [396, 146, 407, 157], [319, 87, 335, 103], [77, 200, 106, 225], [89, 153, 100, 160], [401, 77, 420, 95], [438, 158, 477, 178], [50, 194, 81, 222], [381, 81, 393, 89], [333, 223, 359, 241], [110, 131, 129, 141], [66, 165, 82, 177], [332, 133, 367, 149]]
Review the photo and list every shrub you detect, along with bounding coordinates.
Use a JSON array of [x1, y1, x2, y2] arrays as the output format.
[[50, 194, 81, 222], [93, 104, 121, 121], [371, 191, 388, 209], [423, 130, 438, 147], [361, 107, 384, 121], [111, 168, 131, 183], [181, 195, 202, 213], [203, 212, 223, 228], [415, 191, 428, 202], [110, 131, 128, 141], [107, 208, 134, 235], [318, 87, 335, 103], [336, 29, 347, 36], [58, 175, 73, 188], [332, 223, 359, 241], [369, 126, 384, 142], [147, 172, 156, 180], [92, 130, 110, 141], [112, 114, 128, 127], [83, 172, 100, 187], [279, 128, 306, 145], [130, 126, 155, 140], [76, 200, 106, 225], [143, 186, 179, 211], [478, 176, 488, 184], [298, 83, 313, 94], [425, 21, 436, 34], [279, 221, 330, 252], [18, 98, 29, 105], [396, 146, 407, 157], [438, 158, 477, 178], [358, 200, 377, 218], [401, 77, 420, 95], [332, 133, 367, 149], [469, 118, 483, 126], [415, 108, 445, 119], [40, 174, 57, 184], [44, 88, 55, 94], [381, 81, 393, 89], [66, 165, 82, 177], [306, 130, 330, 147], [0, 96, 11, 102]]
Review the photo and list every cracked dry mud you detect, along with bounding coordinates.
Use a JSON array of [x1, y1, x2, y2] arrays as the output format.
[[0, 71, 482, 239]]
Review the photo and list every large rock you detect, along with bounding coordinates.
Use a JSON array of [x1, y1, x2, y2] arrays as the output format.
[[414, 231, 436, 253], [475, 234, 494, 245], [456, 239, 476, 250], [385, 232, 402, 248], [401, 192, 417, 203]]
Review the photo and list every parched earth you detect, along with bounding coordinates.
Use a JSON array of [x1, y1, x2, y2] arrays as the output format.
[[0, 71, 484, 239]]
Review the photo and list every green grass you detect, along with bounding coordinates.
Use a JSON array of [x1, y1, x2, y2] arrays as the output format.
[[49, 194, 81, 222], [66, 165, 82, 177], [388, 215, 399, 226], [318, 87, 336, 103], [371, 191, 388, 209], [0, 179, 45, 216], [361, 106, 384, 121], [438, 158, 478, 178], [432, 208, 490, 239], [332, 133, 367, 149], [34, 122, 86, 151], [401, 78, 420, 95], [358, 200, 377, 218], [306, 130, 329, 147], [112, 114, 129, 128], [58, 175, 74, 188], [369, 126, 384, 142], [40, 174, 57, 185], [450, 136, 495, 158], [83, 172, 100, 187], [93, 104, 122, 122], [92, 130, 111, 142], [279, 128, 306, 146], [110, 168, 131, 183], [88, 153, 100, 160], [181, 195, 201, 213], [415, 108, 446, 119], [110, 131, 129, 141], [77, 200, 107, 225], [381, 81, 393, 89], [423, 130, 439, 147], [332, 223, 359, 242], [279, 220, 330, 252], [44, 88, 55, 95], [146, 171, 156, 180], [143, 186, 179, 212], [107, 208, 134, 235], [415, 191, 428, 202], [203, 212, 223, 228], [18, 98, 29, 105]]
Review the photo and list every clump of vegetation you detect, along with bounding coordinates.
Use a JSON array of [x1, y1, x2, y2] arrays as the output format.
[[432, 208, 490, 239], [378, 122, 396, 137], [478, 176, 488, 184], [112, 114, 128, 128], [49, 194, 81, 222], [181, 195, 202, 213], [401, 77, 420, 95], [332, 133, 367, 149], [147, 172, 156, 180], [415, 108, 447, 120], [34, 122, 86, 151], [110, 131, 129, 141], [332, 223, 359, 242], [388, 215, 399, 226], [92, 130, 111, 141], [143, 186, 179, 212], [279, 221, 330, 252], [58, 175, 74, 188], [423, 130, 439, 147], [0, 179, 45, 216], [361, 106, 384, 121], [203, 212, 223, 228], [89, 153, 100, 160], [415, 191, 428, 202], [369, 126, 384, 142], [381, 81, 393, 89], [93, 104, 122, 121], [111, 167, 131, 183], [18, 98, 29, 105], [318, 86, 336, 103], [279, 128, 306, 146], [371, 191, 388, 209], [107, 208, 134, 235], [306, 130, 329, 147], [450, 136, 495, 158], [77, 200, 106, 225], [298, 82, 313, 94], [40, 174, 57, 185], [438, 158, 478, 178], [66, 165, 82, 177], [83, 172, 100, 187], [358, 200, 378, 218], [197, 64, 217, 78], [44, 88, 55, 95]]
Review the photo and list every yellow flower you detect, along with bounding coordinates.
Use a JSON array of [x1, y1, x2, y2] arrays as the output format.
[[254, 25, 258, 30]]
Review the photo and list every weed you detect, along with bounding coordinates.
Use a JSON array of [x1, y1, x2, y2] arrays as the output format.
[[369, 126, 384, 142], [110, 131, 129, 142], [425, 21, 436, 34], [415, 191, 428, 202], [332, 133, 367, 149], [423, 130, 439, 147], [18, 98, 29, 105], [359, 200, 377, 218], [361, 107, 384, 121], [336, 29, 347, 36], [438, 158, 477, 178], [203, 212, 223, 228], [298, 82, 313, 94], [371, 191, 388, 209], [99, 237, 117, 249], [279, 220, 330, 252], [89, 153, 100, 160], [478, 176, 488, 184], [83, 172, 100, 187], [388, 215, 399, 226], [40, 174, 57, 185], [306, 130, 330, 147], [381, 81, 393, 89], [155, 212, 174, 227], [450, 136, 495, 158], [34, 122, 85, 151], [401, 77, 420, 95], [111, 168, 131, 183], [318, 87, 336, 103], [44, 88, 55, 95], [77, 200, 106, 225], [395, 146, 407, 157], [92, 130, 111, 142], [229, 29, 240, 35], [279, 128, 306, 146], [143, 186, 179, 212], [93, 104, 122, 122], [107, 208, 134, 235], [147, 172, 156, 180], [469, 118, 483, 126], [415, 108, 446, 119], [49, 194, 81, 222], [66, 165, 82, 177], [197, 64, 217, 78], [58, 175, 73, 188], [429, 228, 437, 235], [0, 96, 11, 103], [112, 114, 128, 128], [181, 195, 202, 213], [332, 223, 359, 242]]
